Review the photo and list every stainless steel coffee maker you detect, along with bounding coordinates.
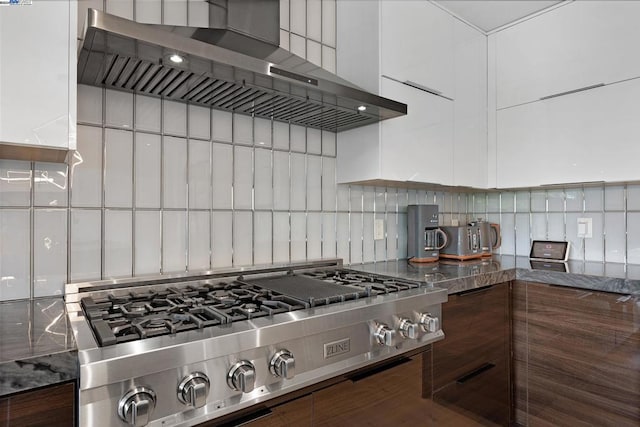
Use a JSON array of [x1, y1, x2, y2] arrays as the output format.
[[408, 204, 448, 263]]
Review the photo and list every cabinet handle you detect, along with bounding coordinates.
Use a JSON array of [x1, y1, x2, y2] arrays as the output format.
[[348, 357, 411, 382], [381, 75, 454, 101], [456, 363, 496, 384], [233, 407, 273, 426], [457, 284, 494, 297], [539, 83, 605, 100]]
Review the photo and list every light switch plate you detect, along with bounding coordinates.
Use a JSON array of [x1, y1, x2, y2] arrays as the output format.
[[577, 217, 593, 238], [374, 219, 385, 240]]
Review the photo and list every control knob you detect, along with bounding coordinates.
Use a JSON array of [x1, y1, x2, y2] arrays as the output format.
[[269, 350, 295, 379], [373, 323, 395, 346], [178, 372, 210, 409], [418, 313, 440, 333], [227, 360, 256, 393], [398, 318, 418, 339], [117, 387, 156, 427]]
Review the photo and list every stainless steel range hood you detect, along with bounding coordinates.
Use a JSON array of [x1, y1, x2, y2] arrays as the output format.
[[78, 1, 407, 132]]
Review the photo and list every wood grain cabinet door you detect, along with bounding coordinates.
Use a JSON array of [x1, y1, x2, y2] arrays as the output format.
[[313, 353, 433, 426], [0, 381, 75, 427], [432, 282, 511, 426], [514, 281, 640, 427]]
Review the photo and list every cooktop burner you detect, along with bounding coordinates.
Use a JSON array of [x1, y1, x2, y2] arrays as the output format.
[[80, 269, 423, 347]]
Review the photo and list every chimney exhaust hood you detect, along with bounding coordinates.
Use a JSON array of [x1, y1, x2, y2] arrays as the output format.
[[78, 1, 407, 132]]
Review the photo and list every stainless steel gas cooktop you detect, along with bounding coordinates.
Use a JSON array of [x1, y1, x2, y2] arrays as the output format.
[[65, 260, 447, 427]]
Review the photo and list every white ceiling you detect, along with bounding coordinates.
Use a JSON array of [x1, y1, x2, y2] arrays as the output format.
[[435, 0, 564, 33]]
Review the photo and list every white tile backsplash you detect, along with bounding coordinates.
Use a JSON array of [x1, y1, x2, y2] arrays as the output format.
[[163, 137, 188, 209], [135, 95, 161, 132], [163, 0, 188, 25], [77, 85, 103, 125], [163, 210, 187, 273], [233, 211, 253, 266], [70, 209, 101, 282], [135, 133, 161, 208], [322, 0, 336, 47], [307, 0, 322, 41], [212, 143, 233, 209], [187, 0, 209, 30], [254, 211, 273, 265], [233, 146, 253, 210], [33, 209, 67, 297], [188, 211, 210, 271], [627, 184, 640, 211], [273, 122, 290, 150], [104, 129, 133, 208], [605, 212, 626, 262], [233, 114, 253, 146], [104, 210, 132, 278], [254, 118, 272, 148], [350, 213, 363, 264], [0, 209, 30, 300], [105, 90, 133, 129], [290, 125, 306, 153], [605, 185, 625, 211], [290, 153, 306, 211], [188, 105, 211, 140], [212, 211, 233, 268], [306, 156, 322, 211], [273, 212, 290, 263], [34, 162, 68, 207], [188, 139, 211, 209], [290, 212, 306, 262], [72, 125, 103, 208], [273, 151, 290, 210], [212, 110, 233, 143], [134, 211, 161, 276], [254, 149, 273, 210], [163, 100, 187, 137], [0, 160, 31, 207], [585, 213, 604, 262], [307, 212, 322, 259], [322, 213, 336, 258]]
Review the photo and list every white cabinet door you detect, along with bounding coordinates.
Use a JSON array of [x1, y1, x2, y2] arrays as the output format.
[[497, 79, 640, 188], [380, 77, 453, 184], [453, 20, 487, 188], [0, 0, 75, 151], [380, 0, 454, 98], [496, 1, 640, 109]]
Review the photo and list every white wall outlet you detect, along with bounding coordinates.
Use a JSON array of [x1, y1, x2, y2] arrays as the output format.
[[577, 218, 593, 238], [374, 219, 385, 240], [451, 219, 459, 226]]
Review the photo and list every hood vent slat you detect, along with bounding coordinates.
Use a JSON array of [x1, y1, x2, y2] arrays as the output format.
[[78, 9, 407, 132]]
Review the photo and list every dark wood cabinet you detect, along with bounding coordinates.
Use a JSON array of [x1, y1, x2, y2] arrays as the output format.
[[0, 381, 75, 427], [215, 351, 433, 427], [513, 281, 640, 427], [313, 352, 432, 426], [431, 282, 512, 426]]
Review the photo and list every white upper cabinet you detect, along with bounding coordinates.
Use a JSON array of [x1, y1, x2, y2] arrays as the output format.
[[379, 77, 453, 184], [495, 1, 640, 109], [0, 0, 76, 160], [380, 0, 454, 98], [336, 0, 486, 187], [496, 78, 640, 188], [453, 19, 487, 188]]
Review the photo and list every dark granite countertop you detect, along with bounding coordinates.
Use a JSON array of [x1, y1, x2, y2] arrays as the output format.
[[350, 256, 640, 296], [0, 297, 78, 397]]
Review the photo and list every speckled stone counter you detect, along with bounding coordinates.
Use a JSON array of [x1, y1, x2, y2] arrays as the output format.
[[351, 256, 640, 296], [0, 297, 78, 397]]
